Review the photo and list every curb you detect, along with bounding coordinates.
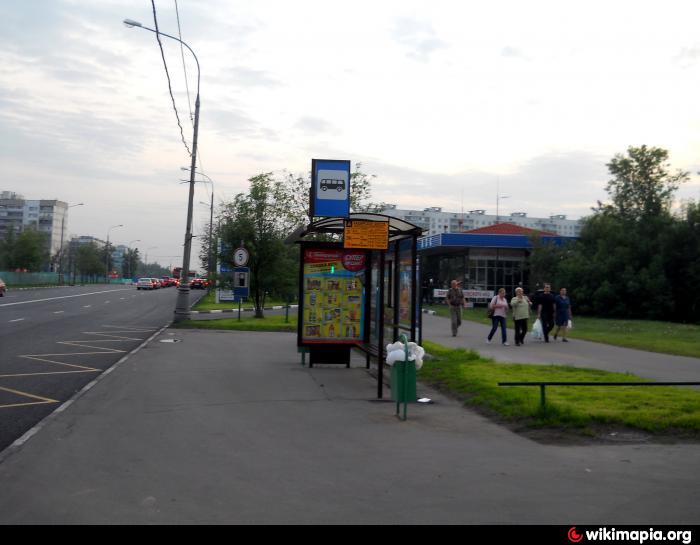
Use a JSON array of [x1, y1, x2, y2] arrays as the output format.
[[191, 305, 298, 314], [0, 323, 170, 465]]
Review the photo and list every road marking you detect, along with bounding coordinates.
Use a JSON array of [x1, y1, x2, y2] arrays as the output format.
[[0, 288, 132, 308], [83, 305, 91, 308], [0, 324, 159, 413], [9, 318, 25, 322], [0, 386, 58, 409], [53, 311, 65, 314]]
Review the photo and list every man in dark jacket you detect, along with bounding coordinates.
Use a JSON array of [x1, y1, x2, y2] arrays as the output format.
[[446, 279, 466, 336], [535, 283, 556, 343]]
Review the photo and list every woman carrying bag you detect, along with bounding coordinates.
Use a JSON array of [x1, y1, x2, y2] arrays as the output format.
[[510, 287, 532, 346], [487, 288, 510, 346]]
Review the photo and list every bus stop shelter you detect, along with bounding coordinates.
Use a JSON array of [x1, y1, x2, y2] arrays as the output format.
[[290, 213, 424, 398]]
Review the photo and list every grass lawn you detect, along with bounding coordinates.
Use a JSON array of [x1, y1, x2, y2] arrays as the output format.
[[192, 292, 296, 312], [418, 341, 700, 435], [173, 313, 297, 332], [425, 304, 700, 359]]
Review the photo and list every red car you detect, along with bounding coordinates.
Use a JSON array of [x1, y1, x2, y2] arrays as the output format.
[[189, 277, 205, 289]]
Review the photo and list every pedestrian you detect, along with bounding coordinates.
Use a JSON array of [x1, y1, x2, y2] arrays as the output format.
[[510, 287, 532, 346], [487, 288, 509, 345], [553, 287, 573, 342], [446, 279, 466, 337], [536, 283, 556, 343]]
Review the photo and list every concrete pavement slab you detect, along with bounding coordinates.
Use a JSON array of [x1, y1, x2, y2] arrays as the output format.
[[0, 328, 698, 524], [422, 313, 700, 383]]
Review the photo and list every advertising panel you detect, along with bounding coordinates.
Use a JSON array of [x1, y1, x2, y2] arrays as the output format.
[[301, 248, 365, 344]]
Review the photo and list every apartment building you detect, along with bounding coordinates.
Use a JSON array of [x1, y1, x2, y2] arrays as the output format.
[[380, 204, 583, 237], [0, 192, 68, 259]]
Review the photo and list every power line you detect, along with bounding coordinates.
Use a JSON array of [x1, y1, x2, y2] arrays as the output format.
[[174, 0, 194, 124], [151, 0, 192, 156]]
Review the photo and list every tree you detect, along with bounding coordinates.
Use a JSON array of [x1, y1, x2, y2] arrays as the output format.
[[602, 145, 689, 221], [220, 173, 297, 317], [549, 146, 690, 320], [76, 242, 104, 279], [122, 248, 140, 280], [13, 228, 48, 271], [0, 225, 18, 270]]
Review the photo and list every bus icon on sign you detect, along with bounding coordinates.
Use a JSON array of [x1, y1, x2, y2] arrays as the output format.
[[320, 178, 346, 192]]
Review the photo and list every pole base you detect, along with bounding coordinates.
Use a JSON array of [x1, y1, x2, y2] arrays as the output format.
[[174, 285, 191, 322]]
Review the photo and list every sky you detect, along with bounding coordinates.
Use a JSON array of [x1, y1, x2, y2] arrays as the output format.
[[1, 0, 699, 271]]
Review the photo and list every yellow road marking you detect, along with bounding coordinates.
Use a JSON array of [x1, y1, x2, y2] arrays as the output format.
[[0, 386, 58, 409]]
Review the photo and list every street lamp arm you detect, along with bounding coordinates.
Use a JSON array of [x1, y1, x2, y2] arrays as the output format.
[[123, 20, 200, 94]]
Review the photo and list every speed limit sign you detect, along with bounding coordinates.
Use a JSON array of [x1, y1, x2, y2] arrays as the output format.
[[233, 247, 249, 267]]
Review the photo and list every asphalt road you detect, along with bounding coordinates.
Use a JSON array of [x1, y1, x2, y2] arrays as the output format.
[[0, 284, 204, 452]]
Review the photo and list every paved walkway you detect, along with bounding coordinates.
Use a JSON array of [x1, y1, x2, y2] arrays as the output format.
[[0, 327, 699, 524], [422, 313, 700, 383]]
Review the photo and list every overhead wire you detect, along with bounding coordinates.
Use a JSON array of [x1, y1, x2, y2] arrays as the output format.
[[150, 0, 192, 156], [174, 0, 194, 124]]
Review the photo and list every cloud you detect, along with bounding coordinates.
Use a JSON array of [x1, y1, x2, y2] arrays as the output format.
[[294, 116, 337, 135], [217, 66, 282, 88], [362, 150, 609, 220], [501, 46, 528, 60], [391, 17, 448, 62]]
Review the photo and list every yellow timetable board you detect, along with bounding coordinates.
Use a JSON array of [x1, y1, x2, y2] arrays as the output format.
[[343, 220, 389, 250]]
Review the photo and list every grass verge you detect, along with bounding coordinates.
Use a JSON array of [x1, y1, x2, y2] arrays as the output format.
[[418, 340, 700, 437], [173, 314, 297, 332], [192, 292, 295, 312], [425, 305, 700, 359]]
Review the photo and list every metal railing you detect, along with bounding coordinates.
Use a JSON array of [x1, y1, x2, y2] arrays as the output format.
[[498, 381, 700, 412]]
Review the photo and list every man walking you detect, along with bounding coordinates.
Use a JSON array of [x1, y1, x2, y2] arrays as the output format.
[[536, 283, 556, 343], [446, 279, 466, 337]]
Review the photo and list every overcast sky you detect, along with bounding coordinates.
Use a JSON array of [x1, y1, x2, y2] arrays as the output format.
[[2, 0, 699, 270]]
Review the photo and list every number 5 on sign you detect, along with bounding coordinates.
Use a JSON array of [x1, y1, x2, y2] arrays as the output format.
[[234, 247, 249, 267]]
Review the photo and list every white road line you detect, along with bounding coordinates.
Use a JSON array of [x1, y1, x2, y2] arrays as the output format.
[[53, 311, 65, 314], [9, 318, 25, 323], [83, 305, 91, 308], [0, 288, 132, 308]]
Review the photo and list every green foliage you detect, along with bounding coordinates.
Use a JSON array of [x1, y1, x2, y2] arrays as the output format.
[[0, 227, 49, 271], [528, 145, 699, 322], [217, 165, 380, 316], [76, 242, 104, 277]]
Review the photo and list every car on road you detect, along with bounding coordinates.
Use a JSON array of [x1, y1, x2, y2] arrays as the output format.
[[0, 277, 5, 297], [189, 277, 206, 289], [136, 278, 156, 290]]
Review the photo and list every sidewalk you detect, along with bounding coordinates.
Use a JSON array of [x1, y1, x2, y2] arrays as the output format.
[[0, 327, 699, 524], [422, 312, 700, 383]]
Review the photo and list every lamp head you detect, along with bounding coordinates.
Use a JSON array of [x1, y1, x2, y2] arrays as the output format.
[[123, 19, 142, 28]]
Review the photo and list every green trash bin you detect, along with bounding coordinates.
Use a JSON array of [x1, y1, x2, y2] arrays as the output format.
[[391, 360, 417, 404]]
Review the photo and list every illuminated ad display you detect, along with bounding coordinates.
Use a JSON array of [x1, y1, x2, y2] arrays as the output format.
[[301, 248, 366, 344]]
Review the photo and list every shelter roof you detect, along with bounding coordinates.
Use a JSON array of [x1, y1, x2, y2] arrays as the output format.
[[288, 213, 424, 244]]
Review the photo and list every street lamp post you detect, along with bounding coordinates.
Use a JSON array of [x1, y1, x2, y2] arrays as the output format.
[[106, 224, 124, 283], [127, 239, 141, 281], [184, 167, 215, 290], [125, 18, 200, 322]]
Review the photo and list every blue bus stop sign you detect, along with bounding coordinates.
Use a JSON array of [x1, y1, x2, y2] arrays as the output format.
[[310, 159, 351, 218]]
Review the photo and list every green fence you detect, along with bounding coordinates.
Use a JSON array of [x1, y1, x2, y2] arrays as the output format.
[[0, 271, 60, 286]]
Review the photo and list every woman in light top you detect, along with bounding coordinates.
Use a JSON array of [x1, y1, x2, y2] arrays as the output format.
[[487, 288, 509, 346], [510, 287, 532, 346]]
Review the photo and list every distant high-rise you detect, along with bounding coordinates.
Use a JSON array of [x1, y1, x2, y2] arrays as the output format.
[[0, 193, 68, 267]]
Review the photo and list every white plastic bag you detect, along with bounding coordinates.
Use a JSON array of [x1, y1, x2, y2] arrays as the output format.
[[532, 318, 543, 340], [385, 341, 425, 370], [567, 319, 573, 330]]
